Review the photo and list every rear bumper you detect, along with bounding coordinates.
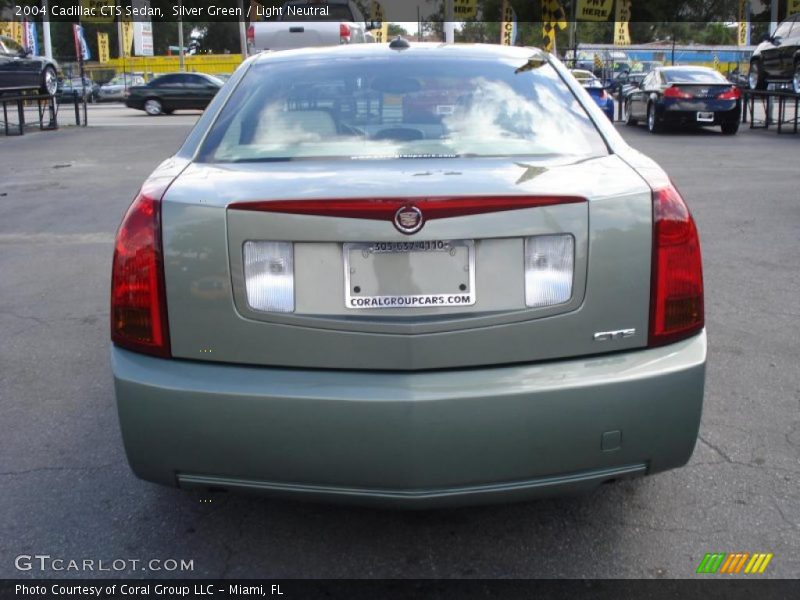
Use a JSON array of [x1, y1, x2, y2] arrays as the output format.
[[659, 101, 740, 125], [113, 332, 706, 508]]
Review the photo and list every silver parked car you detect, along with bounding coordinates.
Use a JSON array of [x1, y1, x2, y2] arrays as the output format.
[[111, 43, 706, 508], [98, 73, 146, 102]]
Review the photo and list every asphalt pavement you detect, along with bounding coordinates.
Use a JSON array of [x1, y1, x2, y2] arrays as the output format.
[[0, 105, 798, 579]]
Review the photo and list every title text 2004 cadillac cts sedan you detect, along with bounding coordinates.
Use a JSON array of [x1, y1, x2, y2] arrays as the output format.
[[111, 43, 705, 508]]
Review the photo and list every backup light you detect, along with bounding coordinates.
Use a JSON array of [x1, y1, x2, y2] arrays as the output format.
[[243, 241, 295, 313], [524, 235, 575, 308]]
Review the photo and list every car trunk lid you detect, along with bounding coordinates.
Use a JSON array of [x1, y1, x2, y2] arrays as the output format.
[[161, 155, 653, 370]]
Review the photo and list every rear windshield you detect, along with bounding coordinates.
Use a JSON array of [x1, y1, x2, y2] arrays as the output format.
[[663, 69, 728, 83], [197, 55, 608, 163]]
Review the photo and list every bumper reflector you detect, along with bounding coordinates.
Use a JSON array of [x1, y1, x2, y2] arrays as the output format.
[[243, 241, 294, 313]]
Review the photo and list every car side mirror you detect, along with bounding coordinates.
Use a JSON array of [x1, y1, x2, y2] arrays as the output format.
[[18, 47, 32, 58]]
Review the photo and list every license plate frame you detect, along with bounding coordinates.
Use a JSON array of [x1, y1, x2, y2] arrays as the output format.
[[697, 111, 715, 122], [343, 240, 476, 310]]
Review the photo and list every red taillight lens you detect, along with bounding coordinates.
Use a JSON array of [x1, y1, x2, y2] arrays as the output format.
[[247, 24, 254, 42], [339, 23, 351, 42], [649, 185, 704, 347], [716, 86, 741, 100], [111, 180, 171, 358], [663, 86, 692, 99]]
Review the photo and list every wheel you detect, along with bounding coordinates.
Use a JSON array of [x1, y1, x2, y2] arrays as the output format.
[[144, 98, 162, 116], [40, 66, 57, 96], [647, 103, 662, 134], [624, 99, 637, 126], [749, 59, 767, 90], [721, 120, 739, 135], [792, 61, 800, 95]]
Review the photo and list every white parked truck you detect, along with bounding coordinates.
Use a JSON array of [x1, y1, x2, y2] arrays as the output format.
[[247, 0, 377, 53]]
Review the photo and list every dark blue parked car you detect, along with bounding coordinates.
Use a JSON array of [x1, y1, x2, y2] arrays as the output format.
[[624, 66, 741, 135], [571, 69, 615, 121]]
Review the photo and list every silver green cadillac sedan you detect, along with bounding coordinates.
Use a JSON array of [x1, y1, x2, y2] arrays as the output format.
[[111, 42, 705, 508]]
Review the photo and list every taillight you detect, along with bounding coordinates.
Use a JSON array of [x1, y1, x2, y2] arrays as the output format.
[[111, 178, 172, 358], [649, 184, 704, 347], [339, 23, 351, 43], [247, 24, 254, 43], [663, 86, 692, 99], [716, 86, 741, 100]]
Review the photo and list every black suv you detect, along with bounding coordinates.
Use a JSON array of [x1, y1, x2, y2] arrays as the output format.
[[749, 13, 800, 93]]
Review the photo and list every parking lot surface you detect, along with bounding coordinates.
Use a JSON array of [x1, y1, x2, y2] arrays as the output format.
[[1, 107, 798, 578]]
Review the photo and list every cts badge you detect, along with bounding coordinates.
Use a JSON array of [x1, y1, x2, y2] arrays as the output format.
[[394, 205, 424, 234], [593, 329, 636, 342]]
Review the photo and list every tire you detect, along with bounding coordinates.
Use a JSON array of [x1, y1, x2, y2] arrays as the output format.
[[792, 60, 800, 95], [144, 98, 162, 116], [624, 99, 637, 126], [39, 66, 57, 96], [721, 120, 739, 135], [647, 103, 662, 134], [749, 59, 767, 90]]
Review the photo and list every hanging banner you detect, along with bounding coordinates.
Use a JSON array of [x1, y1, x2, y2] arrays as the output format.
[[97, 32, 110, 63], [133, 0, 154, 56], [454, 0, 478, 19], [24, 20, 39, 55], [738, 0, 750, 46], [576, 0, 613, 22], [0, 21, 25, 46], [614, 0, 632, 46], [121, 20, 134, 57], [500, 0, 517, 46], [542, 0, 567, 52], [73, 24, 91, 61], [368, 1, 389, 42]]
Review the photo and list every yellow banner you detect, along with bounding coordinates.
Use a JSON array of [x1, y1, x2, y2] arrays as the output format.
[[369, 23, 390, 43], [370, 0, 384, 22], [367, 0, 388, 41], [542, 0, 567, 52], [576, 0, 613, 22], [121, 20, 134, 57], [500, 0, 515, 46], [81, 0, 116, 23], [97, 32, 110, 63], [454, 0, 478, 19], [738, 0, 748, 46], [789, 0, 800, 15], [0, 21, 24, 46], [614, 0, 631, 45]]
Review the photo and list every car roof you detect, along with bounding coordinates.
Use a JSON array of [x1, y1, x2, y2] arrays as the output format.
[[659, 66, 717, 72], [252, 43, 549, 66]]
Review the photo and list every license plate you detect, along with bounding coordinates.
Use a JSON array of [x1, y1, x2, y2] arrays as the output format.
[[697, 111, 714, 122], [344, 240, 475, 309]]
